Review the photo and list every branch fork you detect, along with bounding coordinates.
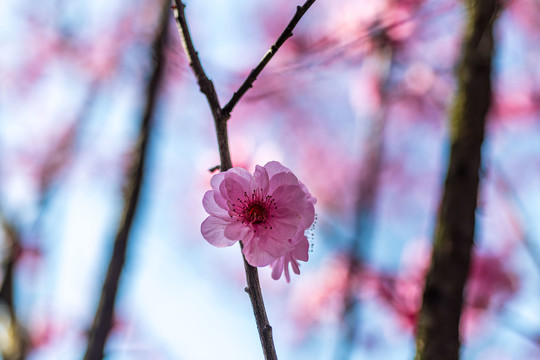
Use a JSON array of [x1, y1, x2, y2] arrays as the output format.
[[173, 1, 317, 359]]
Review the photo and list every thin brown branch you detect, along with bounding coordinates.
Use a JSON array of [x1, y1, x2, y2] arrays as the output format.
[[414, 1, 501, 359], [240, 244, 277, 360], [173, 1, 275, 358], [172, 0, 231, 170], [221, 0, 316, 118], [82, 4, 169, 360], [173, 1, 320, 359]]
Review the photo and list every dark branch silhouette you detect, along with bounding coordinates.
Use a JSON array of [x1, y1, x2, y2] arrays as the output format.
[[83, 4, 169, 359], [221, 0, 316, 119], [414, 0, 500, 359], [172, 0, 231, 170]]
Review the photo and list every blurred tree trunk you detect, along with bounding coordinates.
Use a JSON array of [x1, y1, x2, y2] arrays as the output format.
[[414, 1, 500, 359], [83, 5, 170, 360]]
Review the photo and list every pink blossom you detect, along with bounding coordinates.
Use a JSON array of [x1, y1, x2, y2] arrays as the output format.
[[270, 230, 309, 282], [201, 161, 315, 281]]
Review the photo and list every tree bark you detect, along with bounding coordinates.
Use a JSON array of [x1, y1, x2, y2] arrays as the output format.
[[414, 1, 500, 359]]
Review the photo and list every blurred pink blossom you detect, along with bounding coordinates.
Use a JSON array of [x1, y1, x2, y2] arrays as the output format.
[[373, 242, 520, 337], [289, 241, 519, 339], [201, 161, 315, 281]]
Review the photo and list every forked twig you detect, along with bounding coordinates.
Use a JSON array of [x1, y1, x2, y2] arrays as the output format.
[[173, 1, 317, 359], [221, 0, 316, 119]]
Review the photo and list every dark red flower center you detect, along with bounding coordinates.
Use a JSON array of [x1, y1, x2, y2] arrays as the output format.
[[230, 189, 277, 230], [246, 203, 267, 224]]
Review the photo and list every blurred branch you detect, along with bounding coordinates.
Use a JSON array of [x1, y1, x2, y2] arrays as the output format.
[[82, 4, 170, 360], [0, 216, 18, 325], [0, 60, 99, 360], [336, 42, 394, 360], [322, 25, 399, 356], [221, 0, 316, 118], [0, 213, 28, 360], [414, 1, 500, 359]]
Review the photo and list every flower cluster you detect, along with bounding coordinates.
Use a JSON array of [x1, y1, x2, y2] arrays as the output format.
[[201, 161, 316, 281]]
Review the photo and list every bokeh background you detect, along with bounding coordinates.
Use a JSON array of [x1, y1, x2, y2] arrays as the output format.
[[1, 0, 540, 359]]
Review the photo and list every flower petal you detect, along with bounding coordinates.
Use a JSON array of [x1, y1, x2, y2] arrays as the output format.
[[243, 245, 275, 267], [263, 161, 291, 178], [283, 261, 291, 282], [227, 167, 255, 184], [300, 180, 317, 205], [201, 216, 237, 247], [224, 221, 252, 242], [290, 259, 300, 275], [271, 185, 307, 211], [210, 172, 226, 191], [202, 190, 229, 218], [254, 165, 270, 194], [291, 235, 309, 262], [300, 201, 315, 229], [271, 257, 285, 280], [267, 216, 299, 241], [213, 191, 229, 210], [268, 172, 300, 195], [271, 184, 314, 230], [256, 229, 294, 257], [210, 172, 231, 209], [220, 173, 256, 204]]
